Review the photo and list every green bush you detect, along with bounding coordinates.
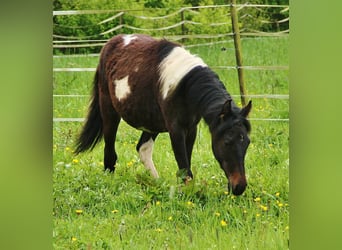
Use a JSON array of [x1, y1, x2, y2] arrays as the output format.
[[53, 0, 289, 54]]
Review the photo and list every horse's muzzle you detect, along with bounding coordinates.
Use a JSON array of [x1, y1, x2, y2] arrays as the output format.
[[228, 172, 247, 196]]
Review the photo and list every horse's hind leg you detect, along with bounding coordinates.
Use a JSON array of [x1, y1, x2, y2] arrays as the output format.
[[136, 132, 159, 178], [100, 95, 121, 172]]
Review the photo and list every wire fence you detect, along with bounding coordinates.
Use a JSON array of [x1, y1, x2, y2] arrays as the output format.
[[53, 4, 289, 123]]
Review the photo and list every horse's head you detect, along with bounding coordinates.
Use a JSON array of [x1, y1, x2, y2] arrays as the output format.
[[211, 99, 252, 196]]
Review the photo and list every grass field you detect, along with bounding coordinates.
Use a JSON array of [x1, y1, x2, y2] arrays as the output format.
[[53, 36, 289, 249]]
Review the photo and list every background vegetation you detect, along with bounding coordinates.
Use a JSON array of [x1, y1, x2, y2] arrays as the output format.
[[53, 0, 289, 53]]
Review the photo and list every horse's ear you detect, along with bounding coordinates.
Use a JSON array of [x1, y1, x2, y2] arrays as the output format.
[[240, 100, 252, 117], [220, 99, 232, 118]]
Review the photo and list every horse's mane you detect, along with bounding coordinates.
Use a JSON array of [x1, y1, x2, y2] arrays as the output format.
[[176, 66, 251, 134]]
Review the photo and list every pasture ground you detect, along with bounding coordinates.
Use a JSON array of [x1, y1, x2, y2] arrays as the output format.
[[53, 36, 289, 249]]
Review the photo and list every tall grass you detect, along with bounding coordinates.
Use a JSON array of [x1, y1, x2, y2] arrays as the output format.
[[53, 36, 289, 249]]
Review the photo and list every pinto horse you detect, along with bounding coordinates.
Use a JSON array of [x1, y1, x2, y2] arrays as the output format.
[[75, 34, 252, 195]]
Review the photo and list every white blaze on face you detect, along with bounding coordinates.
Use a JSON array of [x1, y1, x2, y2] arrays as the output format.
[[114, 76, 131, 101], [123, 34, 137, 46], [139, 138, 159, 178], [159, 47, 207, 99]]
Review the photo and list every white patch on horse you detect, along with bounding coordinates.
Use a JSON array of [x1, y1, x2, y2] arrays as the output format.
[[114, 76, 131, 101], [123, 34, 137, 46], [139, 138, 159, 178], [159, 46, 207, 99]]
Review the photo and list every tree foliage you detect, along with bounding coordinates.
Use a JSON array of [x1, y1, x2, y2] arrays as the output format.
[[53, 0, 289, 53]]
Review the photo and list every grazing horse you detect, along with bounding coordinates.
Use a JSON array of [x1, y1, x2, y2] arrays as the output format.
[[75, 34, 252, 195]]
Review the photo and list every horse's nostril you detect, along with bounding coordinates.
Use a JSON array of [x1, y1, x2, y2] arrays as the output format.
[[232, 183, 246, 196]]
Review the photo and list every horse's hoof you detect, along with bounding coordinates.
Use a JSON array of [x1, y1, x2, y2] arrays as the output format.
[[184, 176, 192, 185]]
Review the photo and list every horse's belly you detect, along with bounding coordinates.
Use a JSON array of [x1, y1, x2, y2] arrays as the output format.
[[112, 92, 167, 133], [122, 107, 167, 133]]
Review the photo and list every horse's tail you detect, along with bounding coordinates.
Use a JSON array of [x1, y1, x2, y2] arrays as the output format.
[[74, 68, 103, 154]]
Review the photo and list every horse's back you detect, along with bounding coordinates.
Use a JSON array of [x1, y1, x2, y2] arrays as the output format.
[[99, 34, 176, 132]]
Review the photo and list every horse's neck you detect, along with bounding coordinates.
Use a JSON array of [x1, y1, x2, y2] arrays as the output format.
[[184, 68, 232, 126]]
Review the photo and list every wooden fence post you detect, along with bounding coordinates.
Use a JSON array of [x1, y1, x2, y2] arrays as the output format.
[[180, 8, 185, 43], [230, 0, 246, 106]]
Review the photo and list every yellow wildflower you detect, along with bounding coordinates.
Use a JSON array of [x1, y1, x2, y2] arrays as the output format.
[[72, 159, 79, 164], [155, 228, 163, 232], [256, 213, 261, 217], [220, 220, 228, 227], [71, 237, 77, 242], [278, 202, 284, 207], [275, 192, 280, 197], [187, 201, 194, 207], [156, 201, 161, 206], [168, 216, 173, 221], [111, 209, 119, 214], [75, 209, 83, 215], [215, 212, 221, 217], [260, 205, 268, 211], [254, 197, 261, 202]]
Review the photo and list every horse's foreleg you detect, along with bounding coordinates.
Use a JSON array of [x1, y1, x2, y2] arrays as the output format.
[[186, 126, 197, 168], [136, 132, 159, 178], [169, 128, 193, 180]]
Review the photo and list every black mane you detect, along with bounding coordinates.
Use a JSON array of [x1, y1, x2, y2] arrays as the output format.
[[178, 66, 249, 130]]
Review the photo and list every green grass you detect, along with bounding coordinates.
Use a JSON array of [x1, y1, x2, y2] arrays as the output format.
[[53, 36, 289, 249]]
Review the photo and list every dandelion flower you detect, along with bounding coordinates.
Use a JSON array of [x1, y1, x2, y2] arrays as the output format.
[[278, 202, 284, 207], [275, 192, 280, 197], [215, 212, 221, 217], [256, 213, 261, 217], [254, 197, 261, 202], [224, 191, 229, 195], [71, 237, 77, 242], [155, 228, 163, 232], [65, 147, 71, 151], [168, 216, 173, 221], [75, 209, 83, 215], [260, 205, 268, 211], [187, 201, 194, 207], [156, 201, 161, 206], [72, 159, 79, 164], [220, 220, 228, 227], [111, 209, 119, 214]]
